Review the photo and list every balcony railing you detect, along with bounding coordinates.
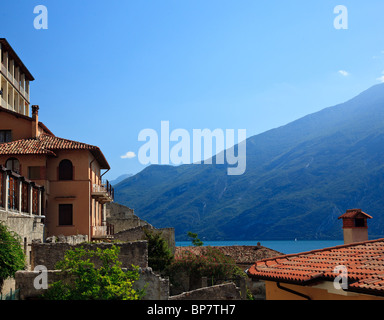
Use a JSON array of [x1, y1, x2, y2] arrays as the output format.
[[92, 223, 114, 238], [0, 165, 44, 216], [91, 180, 114, 203]]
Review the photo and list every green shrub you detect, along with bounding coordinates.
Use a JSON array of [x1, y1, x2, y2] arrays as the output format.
[[44, 245, 144, 300], [144, 229, 174, 272], [0, 223, 25, 287]]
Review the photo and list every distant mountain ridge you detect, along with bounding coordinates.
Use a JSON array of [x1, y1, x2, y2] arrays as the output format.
[[115, 84, 384, 241], [110, 174, 133, 186]]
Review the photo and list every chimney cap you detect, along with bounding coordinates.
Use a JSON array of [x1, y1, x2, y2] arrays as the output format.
[[32, 105, 39, 114], [338, 209, 373, 220]]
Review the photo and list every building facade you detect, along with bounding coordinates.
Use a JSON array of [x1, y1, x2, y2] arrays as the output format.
[[0, 39, 113, 240], [0, 38, 33, 117]]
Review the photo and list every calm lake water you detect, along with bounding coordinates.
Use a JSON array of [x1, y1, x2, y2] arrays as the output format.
[[175, 240, 344, 255]]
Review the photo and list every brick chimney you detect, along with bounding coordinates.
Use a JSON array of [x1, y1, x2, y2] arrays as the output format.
[[31, 105, 39, 138], [338, 209, 372, 244]]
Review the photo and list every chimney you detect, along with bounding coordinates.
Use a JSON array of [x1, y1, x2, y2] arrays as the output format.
[[31, 105, 39, 138], [338, 209, 372, 245]]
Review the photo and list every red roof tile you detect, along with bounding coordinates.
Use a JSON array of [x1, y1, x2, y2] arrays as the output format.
[[338, 209, 373, 219], [247, 238, 384, 296], [0, 134, 110, 169]]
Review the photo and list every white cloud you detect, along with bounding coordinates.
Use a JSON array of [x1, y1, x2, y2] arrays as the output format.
[[120, 151, 136, 159], [377, 72, 384, 83], [338, 70, 349, 77]]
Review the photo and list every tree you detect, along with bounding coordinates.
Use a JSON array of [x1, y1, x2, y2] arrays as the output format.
[[0, 223, 25, 288], [187, 231, 203, 247], [144, 229, 173, 272], [44, 245, 144, 300]]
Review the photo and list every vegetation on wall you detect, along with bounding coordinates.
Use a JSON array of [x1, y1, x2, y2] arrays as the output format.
[[0, 223, 25, 288], [144, 229, 174, 272], [44, 245, 144, 300], [166, 246, 244, 287]]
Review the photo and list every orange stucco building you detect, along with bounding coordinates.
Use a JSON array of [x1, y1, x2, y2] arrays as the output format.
[[0, 39, 114, 240]]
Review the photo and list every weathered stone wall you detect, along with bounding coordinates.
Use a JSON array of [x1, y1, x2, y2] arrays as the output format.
[[134, 268, 169, 300], [0, 209, 45, 265], [106, 202, 152, 233], [0, 208, 44, 297], [113, 226, 175, 254], [31, 241, 148, 270], [15, 270, 66, 300], [169, 283, 241, 300], [45, 234, 88, 245], [15, 267, 169, 300]]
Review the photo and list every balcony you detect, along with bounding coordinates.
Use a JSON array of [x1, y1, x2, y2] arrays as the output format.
[[91, 223, 114, 239], [0, 63, 29, 102], [91, 180, 114, 203]]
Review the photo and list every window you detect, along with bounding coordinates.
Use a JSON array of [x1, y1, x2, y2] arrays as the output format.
[[355, 218, 365, 228], [58, 159, 73, 181], [59, 204, 73, 226], [0, 130, 12, 143], [28, 166, 41, 180], [5, 157, 20, 173]]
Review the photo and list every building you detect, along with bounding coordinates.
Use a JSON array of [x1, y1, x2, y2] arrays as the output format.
[[0, 38, 33, 117], [0, 39, 114, 240], [247, 209, 384, 300]]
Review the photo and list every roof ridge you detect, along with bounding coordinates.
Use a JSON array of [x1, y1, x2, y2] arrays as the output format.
[[255, 238, 384, 263], [39, 133, 98, 149]]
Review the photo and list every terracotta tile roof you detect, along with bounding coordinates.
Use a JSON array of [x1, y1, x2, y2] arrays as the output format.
[[247, 238, 384, 296], [338, 208, 373, 220], [0, 134, 110, 169]]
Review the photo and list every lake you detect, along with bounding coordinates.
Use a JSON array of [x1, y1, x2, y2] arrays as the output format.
[[175, 240, 344, 254]]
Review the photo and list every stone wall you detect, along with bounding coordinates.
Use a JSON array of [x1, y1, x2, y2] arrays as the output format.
[[106, 202, 152, 233], [113, 226, 176, 254], [169, 283, 241, 300], [0, 208, 44, 297], [134, 267, 169, 300], [15, 267, 169, 300], [31, 241, 148, 270], [0, 209, 45, 266]]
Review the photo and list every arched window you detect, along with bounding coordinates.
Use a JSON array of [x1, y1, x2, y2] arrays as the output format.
[[58, 159, 73, 181], [5, 157, 20, 173]]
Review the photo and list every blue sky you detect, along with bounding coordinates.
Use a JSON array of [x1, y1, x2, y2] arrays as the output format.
[[1, 0, 384, 180]]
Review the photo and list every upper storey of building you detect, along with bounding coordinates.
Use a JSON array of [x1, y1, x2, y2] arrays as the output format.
[[0, 38, 34, 117]]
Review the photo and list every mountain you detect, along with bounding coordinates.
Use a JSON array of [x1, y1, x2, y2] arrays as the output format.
[[115, 84, 384, 241], [110, 174, 133, 186]]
